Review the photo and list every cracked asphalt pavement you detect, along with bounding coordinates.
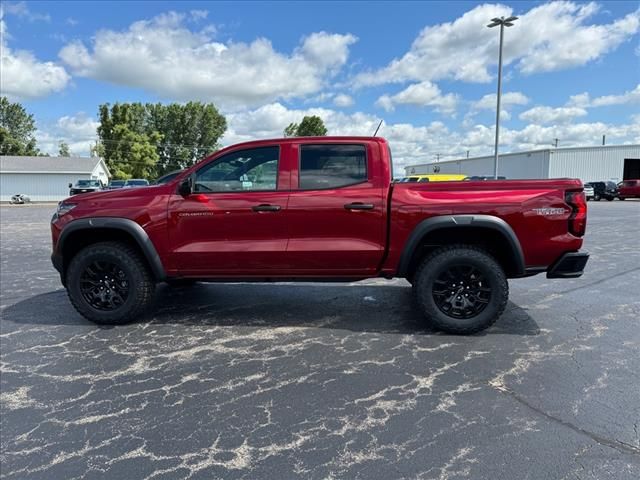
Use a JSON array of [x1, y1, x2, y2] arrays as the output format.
[[1, 201, 639, 479]]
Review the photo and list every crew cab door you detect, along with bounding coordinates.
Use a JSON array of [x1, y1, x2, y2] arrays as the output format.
[[167, 145, 290, 275], [285, 142, 386, 275]]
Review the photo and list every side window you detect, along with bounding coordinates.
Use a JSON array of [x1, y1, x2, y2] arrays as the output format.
[[195, 146, 279, 193], [299, 144, 367, 190]]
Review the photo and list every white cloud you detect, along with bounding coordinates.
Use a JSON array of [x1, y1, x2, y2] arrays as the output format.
[[222, 102, 640, 174], [501, 121, 640, 151], [353, 2, 640, 87], [0, 17, 70, 99], [333, 93, 354, 107], [472, 92, 529, 110], [189, 10, 208, 21], [36, 113, 99, 156], [58, 12, 357, 107], [519, 106, 588, 124], [222, 103, 466, 173], [1, 1, 50, 22], [375, 81, 459, 114], [569, 84, 640, 107]]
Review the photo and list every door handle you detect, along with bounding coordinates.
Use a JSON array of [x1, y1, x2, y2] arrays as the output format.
[[344, 202, 374, 211], [252, 204, 281, 212]]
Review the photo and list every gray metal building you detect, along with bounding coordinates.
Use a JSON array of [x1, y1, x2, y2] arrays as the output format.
[[0, 156, 110, 202], [405, 144, 640, 183]]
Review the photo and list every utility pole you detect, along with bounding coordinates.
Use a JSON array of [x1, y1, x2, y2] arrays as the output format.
[[602, 135, 606, 146], [554, 138, 558, 148], [466, 150, 470, 159], [488, 15, 518, 179], [435, 153, 442, 162]]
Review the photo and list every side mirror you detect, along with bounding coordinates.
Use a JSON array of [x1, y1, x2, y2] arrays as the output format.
[[68, 183, 73, 188], [178, 176, 193, 196]]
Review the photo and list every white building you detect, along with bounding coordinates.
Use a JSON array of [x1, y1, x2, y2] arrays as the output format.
[[0, 156, 110, 202], [405, 145, 640, 183]]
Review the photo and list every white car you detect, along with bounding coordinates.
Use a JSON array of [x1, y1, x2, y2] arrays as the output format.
[[584, 183, 594, 200]]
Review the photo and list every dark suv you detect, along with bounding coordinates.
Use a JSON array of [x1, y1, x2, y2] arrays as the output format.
[[585, 181, 618, 201], [68, 179, 104, 196]]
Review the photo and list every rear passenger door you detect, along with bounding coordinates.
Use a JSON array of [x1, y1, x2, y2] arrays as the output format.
[[285, 143, 386, 275]]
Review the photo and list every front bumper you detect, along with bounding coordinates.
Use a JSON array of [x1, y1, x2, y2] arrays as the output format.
[[546, 252, 589, 279]]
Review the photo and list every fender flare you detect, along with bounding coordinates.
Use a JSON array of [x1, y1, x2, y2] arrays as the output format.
[[397, 214, 525, 277], [57, 217, 166, 281]]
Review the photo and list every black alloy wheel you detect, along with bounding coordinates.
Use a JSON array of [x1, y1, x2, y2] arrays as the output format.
[[80, 260, 130, 311], [412, 245, 509, 334], [432, 265, 491, 319], [66, 241, 155, 324]]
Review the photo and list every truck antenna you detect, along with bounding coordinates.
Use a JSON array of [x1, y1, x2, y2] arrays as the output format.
[[373, 120, 383, 136]]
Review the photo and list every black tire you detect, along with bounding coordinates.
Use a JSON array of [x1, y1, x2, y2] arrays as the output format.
[[412, 245, 508, 334], [606, 196, 613, 201], [594, 194, 601, 201], [66, 241, 155, 325], [619, 197, 625, 201]]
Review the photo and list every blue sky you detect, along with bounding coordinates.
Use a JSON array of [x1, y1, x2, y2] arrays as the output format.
[[1, 1, 638, 172]]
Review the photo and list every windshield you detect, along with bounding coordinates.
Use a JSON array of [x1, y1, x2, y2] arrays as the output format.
[[76, 180, 101, 187], [156, 171, 182, 184], [125, 180, 149, 186], [109, 180, 125, 186]]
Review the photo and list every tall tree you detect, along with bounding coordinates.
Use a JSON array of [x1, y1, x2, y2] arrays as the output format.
[[283, 115, 328, 137], [100, 124, 161, 179], [283, 122, 298, 137], [0, 97, 40, 156], [58, 141, 71, 157], [97, 102, 227, 178]]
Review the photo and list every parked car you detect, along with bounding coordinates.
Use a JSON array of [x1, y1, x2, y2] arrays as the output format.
[[68, 179, 104, 196], [585, 181, 618, 201], [617, 179, 640, 199], [583, 183, 595, 200], [51, 136, 588, 334], [123, 179, 150, 188], [153, 170, 183, 185], [106, 180, 126, 190]]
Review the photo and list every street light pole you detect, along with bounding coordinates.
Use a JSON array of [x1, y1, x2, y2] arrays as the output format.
[[488, 16, 517, 179]]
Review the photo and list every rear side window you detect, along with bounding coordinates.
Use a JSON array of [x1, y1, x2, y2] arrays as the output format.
[[299, 144, 367, 190]]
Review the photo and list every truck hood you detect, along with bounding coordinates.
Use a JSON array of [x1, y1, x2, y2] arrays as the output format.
[[63, 185, 168, 203]]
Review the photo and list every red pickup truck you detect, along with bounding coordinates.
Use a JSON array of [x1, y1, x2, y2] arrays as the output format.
[[51, 137, 588, 334]]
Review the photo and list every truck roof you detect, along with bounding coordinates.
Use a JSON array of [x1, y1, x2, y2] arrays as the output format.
[[197, 136, 389, 165], [220, 136, 388, 149]]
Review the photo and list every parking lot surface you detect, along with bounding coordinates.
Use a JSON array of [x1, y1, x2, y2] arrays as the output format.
[[1, 201, 639, 479]]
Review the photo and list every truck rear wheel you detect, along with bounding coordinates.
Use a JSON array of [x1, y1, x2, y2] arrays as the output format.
[[66, 241, 155, 325], [412, 245, 508, 334]]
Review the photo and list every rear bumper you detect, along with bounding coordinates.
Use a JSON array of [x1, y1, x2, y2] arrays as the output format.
[[546, 252, 589, 279]]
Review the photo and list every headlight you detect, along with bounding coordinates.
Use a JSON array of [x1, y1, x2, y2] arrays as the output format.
[[57, 202, 77, 217]]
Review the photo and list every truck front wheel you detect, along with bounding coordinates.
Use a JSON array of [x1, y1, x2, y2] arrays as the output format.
[[413, 245, 508, 334], [66, 241, 155, 325]]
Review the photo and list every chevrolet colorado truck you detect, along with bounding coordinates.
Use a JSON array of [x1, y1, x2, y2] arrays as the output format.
[[51, 137, 588, 334]]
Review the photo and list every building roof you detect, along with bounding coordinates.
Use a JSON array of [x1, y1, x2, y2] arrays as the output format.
[[0, 156, 109, 175], [406, 143, 640, 169]]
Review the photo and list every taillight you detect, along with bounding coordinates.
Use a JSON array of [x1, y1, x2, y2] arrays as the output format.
[[565, 190, 587, 237]]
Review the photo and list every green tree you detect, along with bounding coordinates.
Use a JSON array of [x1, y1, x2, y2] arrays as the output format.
[[148, 101, 227, 174], [283, 122, 298, 137], [97, 102, 227, 178], [282, 115, 327, 137], [58, 141, 71, 157], [98, 124, 161, 179], [0, 97, 40, 156]]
